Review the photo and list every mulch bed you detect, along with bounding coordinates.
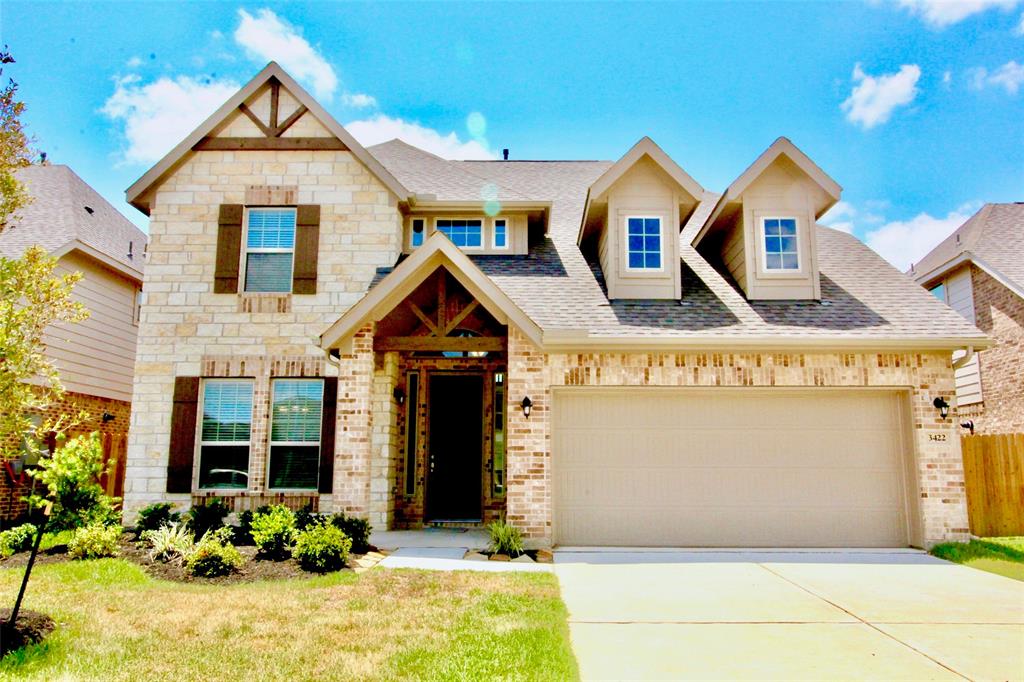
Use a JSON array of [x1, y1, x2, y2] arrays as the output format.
[[0, 607, 55, 657]]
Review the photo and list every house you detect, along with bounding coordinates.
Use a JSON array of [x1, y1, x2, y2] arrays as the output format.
[[0, 164, 146, 519], [122, 62, 987, 549], [911, 203, 1024, 434]]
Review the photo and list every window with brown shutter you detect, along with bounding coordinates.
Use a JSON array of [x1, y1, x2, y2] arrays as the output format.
[[167, 377, 200, 493], [214, 204, 243, 293], [293, 204, 320, 294], [318, 377, 337, 493]]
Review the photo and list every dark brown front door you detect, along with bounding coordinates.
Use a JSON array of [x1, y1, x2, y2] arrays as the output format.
[[427, 374, 483, 521]]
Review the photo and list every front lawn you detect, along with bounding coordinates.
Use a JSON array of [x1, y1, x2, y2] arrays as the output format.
[[930, 537, 1024, 582], [0, 560, 577, 680]]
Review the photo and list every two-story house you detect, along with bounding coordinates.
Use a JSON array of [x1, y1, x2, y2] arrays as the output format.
[[122, 63, 986, 548]]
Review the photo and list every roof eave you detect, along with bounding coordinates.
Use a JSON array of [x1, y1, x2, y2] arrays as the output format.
[[51, 240, 144, 282]]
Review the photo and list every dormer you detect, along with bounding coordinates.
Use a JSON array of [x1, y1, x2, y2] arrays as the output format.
[[692, 138, 840, 301], [579, 138, 703, 300]]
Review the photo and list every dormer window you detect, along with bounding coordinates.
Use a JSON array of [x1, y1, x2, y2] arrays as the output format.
[[626, 216, 662, 270], [411, 218, 425, 248], [436, 218, 483, 249], [762, 218, 799, 271], [493, 219, 508, 249]]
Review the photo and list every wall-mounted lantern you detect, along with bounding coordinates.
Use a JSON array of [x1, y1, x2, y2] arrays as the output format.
[[520, 396, 533, 419], [960, 419, 975, 435], [933, 397, 950, 420], [393, 387, 406, 405]]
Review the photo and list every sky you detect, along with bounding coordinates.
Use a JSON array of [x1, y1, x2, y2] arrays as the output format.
[[3, 0, 1022, 270]]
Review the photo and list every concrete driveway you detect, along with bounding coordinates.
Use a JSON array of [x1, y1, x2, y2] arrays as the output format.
[[554, 549, 1024, 681]]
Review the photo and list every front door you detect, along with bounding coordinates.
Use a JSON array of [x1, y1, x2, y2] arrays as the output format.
[[427, 374, 483, 521]]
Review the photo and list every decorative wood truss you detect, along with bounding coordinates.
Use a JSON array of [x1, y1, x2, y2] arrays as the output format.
[[193, 78, 349, 152], [374, 268, 506, 353]]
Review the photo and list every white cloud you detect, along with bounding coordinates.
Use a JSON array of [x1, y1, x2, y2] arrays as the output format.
[[841, 63, 921, 129], [942, 70, 953, 88], [126, 56, 143, 68], [345, 115, 496, 159], [820, 201, 856, 233], [102, 74, 239, 165], [897, 0, 1019, 27], [234, 8, 337, 99], [864, 203, 979, 271], [341, 92, 377, 109], [981, 60, 1024, 93], [1017, 11, 1024, 32]]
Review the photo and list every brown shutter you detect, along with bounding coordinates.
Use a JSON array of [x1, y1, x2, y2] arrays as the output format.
[[167, 377, 200, 493], [318, 377, 337, 493], [293, 204, 320, 294], [214, 204, 243, 293]]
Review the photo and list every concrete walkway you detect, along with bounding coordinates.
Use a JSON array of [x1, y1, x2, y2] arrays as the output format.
[[554, 549, 1024, 681], [371, 529, 551, 572]]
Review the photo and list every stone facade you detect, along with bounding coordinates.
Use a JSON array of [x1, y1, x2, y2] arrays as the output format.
[[959, 265, 1024, 434]]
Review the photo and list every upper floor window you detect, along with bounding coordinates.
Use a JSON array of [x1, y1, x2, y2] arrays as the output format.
[[929, 283, 946, 303], [493, 219, 508, 249], [626, 216, 662, 270], [436, 219, 483, 248], [244, 208, 296, 292], [411, 218, 425, 248], [268, 379, 323, 491], [762, 218, 799, 271], [198, 379, 253, 490]]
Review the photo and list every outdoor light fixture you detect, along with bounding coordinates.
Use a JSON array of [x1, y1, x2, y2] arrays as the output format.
[[933, 397, 950, 420], [101, 411, 115, 423], [520, 396, 532, 418], [960, 420, 975, 435], [393, 387, 406, 405]]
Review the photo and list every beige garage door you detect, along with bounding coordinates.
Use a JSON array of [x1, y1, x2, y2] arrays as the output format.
[[553, 389, 913, 547]]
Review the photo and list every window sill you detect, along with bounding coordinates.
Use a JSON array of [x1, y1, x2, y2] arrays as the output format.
[[238, 293, 292, 313]]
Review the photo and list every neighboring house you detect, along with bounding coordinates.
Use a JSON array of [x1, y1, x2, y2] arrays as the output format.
[[123, 62, 986, 549], [0, 164, 146, 518], [911, 203, 1024, 434]]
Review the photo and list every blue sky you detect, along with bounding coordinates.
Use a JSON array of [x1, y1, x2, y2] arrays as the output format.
[[4, 1, 1022, 269]]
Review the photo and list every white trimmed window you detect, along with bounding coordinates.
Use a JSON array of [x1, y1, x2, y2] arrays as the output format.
[[436, 219, 483, 248], [762, 217, 799, 271], [268, 379, 323, 490], [493, 218, 508, 249], [626, 216, 662, 270], [410, 218, 425, 248], [197, 379, 253, 489], [244, 208, 296, 292]]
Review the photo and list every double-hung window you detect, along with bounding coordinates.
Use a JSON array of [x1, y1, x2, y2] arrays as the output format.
[[762, 218, 799, 271], [436, 219, 483, 248], [626, 216, 662, 270], [268, 379, 324, 490], [245, 208, 296, 292], [198, 379, 253, 489], [493, 219, 508, 249]]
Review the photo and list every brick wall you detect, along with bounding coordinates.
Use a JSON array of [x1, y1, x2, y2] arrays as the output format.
[[967, 265, 1024, 433], [504, 328, 968, 548]]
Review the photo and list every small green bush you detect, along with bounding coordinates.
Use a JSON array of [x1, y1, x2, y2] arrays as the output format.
[[294, 504, 319, 531], [187, 527, 242, 577], [294, 523, 351, 572], [28, 433, 121, 530], [68, 522, 122, 559], [142, 522, 194, 564], [0, 523, 38, 558], [250, 505, 296, 559], [330, 513, 372, 554], [487, 520, 524, 558], [185, 498, 230, 539], [135, 502, 180, 538]]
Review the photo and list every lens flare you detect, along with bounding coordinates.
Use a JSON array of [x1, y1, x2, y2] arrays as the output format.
[[466, 111, 487, 140]]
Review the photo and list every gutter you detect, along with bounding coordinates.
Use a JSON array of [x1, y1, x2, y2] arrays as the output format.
[[952, 345, 976, 371]]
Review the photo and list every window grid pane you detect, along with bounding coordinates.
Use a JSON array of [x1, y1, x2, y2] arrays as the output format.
[[436, 219, 483, 248], [247, 209, 296, 249], [494, 220, 507, 248], [764, 218, 799, 270], [626, 217, 661, 269], [245, 252, 293, 292], [411, 219, 424, 247], [201, 381, 253, 443]]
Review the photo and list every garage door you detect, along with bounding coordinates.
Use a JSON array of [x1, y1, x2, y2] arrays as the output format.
[[553, 389, 913, 547]]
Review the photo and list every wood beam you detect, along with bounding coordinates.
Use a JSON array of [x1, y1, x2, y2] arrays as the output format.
[[193, 137, 349, 151], [274, 105, 309, 137], [238, 104, 273, 137], [374, 336, 505, 352], [269, 80, 280, 130], [406, 301, 440, 336], [437, 272, 447, 332], [443, 300, 480, 335]]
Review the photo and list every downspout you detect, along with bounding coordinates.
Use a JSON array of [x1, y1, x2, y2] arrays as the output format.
[[952, 346, 975, 371]]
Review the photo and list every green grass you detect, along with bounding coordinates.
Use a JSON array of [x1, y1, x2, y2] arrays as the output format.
[[0, 559, 577, 681], [930, 537, 1024, 581]]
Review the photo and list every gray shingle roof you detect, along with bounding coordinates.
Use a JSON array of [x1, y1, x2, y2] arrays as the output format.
[[367, 141, 985, 344], [910, 203, 1024, 294], [1, 165, 146, 277]]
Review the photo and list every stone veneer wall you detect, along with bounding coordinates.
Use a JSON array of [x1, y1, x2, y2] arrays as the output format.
[[961, 265, 1024, 434], [504, 328, 969, 548]]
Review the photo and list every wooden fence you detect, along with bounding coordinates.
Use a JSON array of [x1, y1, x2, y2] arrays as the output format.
[[961, 433, 1024, 537], [63, 430, 128, 500]]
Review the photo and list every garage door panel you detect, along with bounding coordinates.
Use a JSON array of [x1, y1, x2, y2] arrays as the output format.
[[553, 389, 910, 547]]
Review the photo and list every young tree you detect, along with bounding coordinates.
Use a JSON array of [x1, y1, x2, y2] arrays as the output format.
[[0, 47, 34, 228]]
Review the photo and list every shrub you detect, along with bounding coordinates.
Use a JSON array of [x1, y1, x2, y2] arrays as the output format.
[[487, 520, 524, 558], [250, 505, 296, 559], [142, 522, 194, 564], [28, 433, 121, 530], [330, 513, 372, 554], [135, 502, 180, 538], [294, 504, 320, 531], [185, 498, 230, 540], [187, 527, 242, 577], [294, 523, 351, 572], [0, 523, 37, 558], [68, 522, 121, 559]]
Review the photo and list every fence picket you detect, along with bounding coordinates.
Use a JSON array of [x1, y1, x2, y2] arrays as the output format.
[[961, 433, 1024, 537]]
